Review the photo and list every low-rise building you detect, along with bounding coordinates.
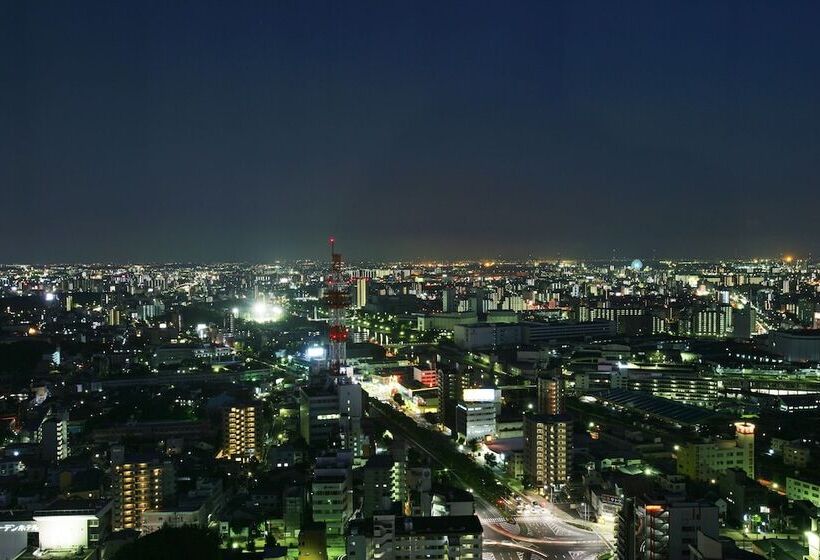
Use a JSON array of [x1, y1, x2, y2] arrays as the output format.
[[346, 514, 482, 560], [677, 423, 755, 482], [786, 476, 820, 507]]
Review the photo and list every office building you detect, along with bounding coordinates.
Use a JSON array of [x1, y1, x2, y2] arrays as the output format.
[[300, 381, 364, 457], [438, 365, 481, 435], [300, 386, 340, 445], [454, 398, 496, 443], [732, 306, 756, 339]]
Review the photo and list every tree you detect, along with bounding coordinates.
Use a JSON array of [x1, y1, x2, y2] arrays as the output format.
[[113, 527, 222, 560]]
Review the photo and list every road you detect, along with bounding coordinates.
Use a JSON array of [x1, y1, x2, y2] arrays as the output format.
[[476, 493, 608, 560], [369, 400, 609, 560]]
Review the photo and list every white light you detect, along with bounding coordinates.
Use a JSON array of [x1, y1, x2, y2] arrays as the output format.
[[462, 388, 497, 402], [250, 302, 283, 323], [306, 346, 326, 360]]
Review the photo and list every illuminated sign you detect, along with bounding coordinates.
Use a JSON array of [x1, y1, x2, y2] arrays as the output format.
[[0, 522, 38, 532], [462, 388, 497, 403]]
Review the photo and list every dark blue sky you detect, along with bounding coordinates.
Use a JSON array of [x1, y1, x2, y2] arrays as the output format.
[[2, 1, 819, 262]]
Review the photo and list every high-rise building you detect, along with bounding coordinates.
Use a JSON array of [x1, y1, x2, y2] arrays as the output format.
[[361, 454, 405, 516], [300, 386, 340, 446], [107, 308, 121, 326], [442, 287, 456, 313], [691, 306, 733, 337], [38, 409, 69, 462], [472, 287, 486, 320], [222, 402, 260, 462], [677, 422, 754, 482], [337, 380, 364, 459], [299, 381, 364, 459], [356, 277, 368, 309], [437, 366, 463, 434], [523, 413, 572, 493], [616, 497, 719, 560], [113, 456, 176, 530], [312, 451, 353, 558], [537, 374, 565, 415]]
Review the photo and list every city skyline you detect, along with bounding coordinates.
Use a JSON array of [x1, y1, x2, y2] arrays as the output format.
[[4, 1, 820, 262]]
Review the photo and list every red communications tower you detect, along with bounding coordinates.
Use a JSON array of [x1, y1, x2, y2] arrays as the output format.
[[325, 237, 350, 376]]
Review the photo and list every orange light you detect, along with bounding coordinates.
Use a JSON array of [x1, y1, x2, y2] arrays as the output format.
[[645, 505, 664, 512]]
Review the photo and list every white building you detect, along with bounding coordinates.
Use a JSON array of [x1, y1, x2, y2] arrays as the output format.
[[676, 423, 755, 482], [454, 388, 498, 442], [33, 500, 112, 555]]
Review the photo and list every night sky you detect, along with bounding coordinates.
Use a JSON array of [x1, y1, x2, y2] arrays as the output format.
[[2, 1, 820, 263]]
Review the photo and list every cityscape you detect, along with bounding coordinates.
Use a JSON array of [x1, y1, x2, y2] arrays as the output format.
[[4, 2, 820, 560], [1, 255, 820, 560]]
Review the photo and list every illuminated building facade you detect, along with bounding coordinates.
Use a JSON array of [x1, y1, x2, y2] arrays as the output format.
[[786, 476, 820, 507], [222, 402, 260, 462], [523, 413, 572, 491], [113, 457, 176, 530], [612, 368, 718, 408], [537, 374, 565, 415]]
